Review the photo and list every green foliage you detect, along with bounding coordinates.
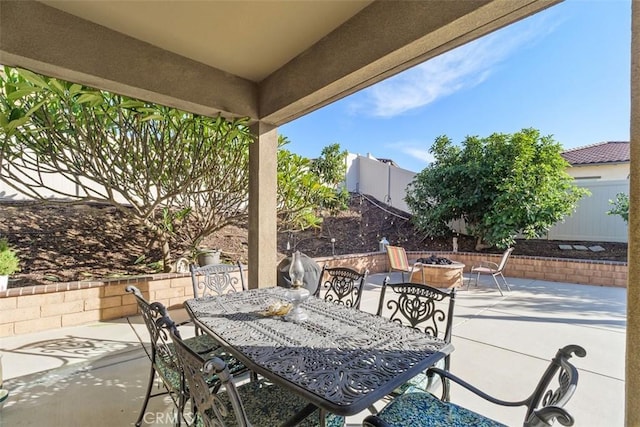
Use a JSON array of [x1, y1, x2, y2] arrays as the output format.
[[0, 238, 20, 275], [277, 137, 348, 232], [607, 193, 629, 223], [405, 128, 590, 249], [0, 66, 252, 271], [310, 143, 347, 187], [0, 66, 349, 271]]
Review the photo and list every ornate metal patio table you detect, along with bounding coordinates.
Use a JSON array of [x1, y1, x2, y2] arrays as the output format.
[[184, 287, 454, 420]]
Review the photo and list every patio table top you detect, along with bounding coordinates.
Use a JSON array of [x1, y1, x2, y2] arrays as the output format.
[[184, 287, 453, 417]]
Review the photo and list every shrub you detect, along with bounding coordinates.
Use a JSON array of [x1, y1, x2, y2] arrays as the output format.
[[607, 193, 629, 223], [0, 238, 20, 275]]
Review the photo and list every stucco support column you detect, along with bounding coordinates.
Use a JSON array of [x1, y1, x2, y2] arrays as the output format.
[[247, 122, 278, 289], [627, 1, 640, 425]]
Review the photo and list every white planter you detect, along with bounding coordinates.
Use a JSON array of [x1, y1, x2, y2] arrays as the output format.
[[0, 275, 7, 292]]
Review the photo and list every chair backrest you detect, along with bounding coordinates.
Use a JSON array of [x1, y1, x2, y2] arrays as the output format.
[[166, 323, 251, 427], [125, 285, 180, 387], [387, 245, 409, 271], [376, 279, 456, 342], [497, 247, 515, 271], [523, 344, 586, 427], [315, 265, 368, 309], [190, 261, 245, 298]]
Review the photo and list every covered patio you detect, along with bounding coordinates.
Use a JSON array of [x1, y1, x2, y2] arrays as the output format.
[[1, 274, 625, 426], [1, 0, 638, 423]]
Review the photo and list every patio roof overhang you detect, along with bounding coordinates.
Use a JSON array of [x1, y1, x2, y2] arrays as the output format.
[[0, 0, 559, 126], [0, 0, 564, 287], [1, 1, 639, 424]]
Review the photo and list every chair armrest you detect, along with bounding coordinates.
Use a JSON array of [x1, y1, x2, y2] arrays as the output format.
[[527, 406, 574, 427], [177, 319, 193, 326], [481, 261, 499, 269], [471, 261, 499, 271], [427, 367, 529, 407]]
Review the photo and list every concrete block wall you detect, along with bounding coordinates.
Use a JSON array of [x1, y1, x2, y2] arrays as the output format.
[[0, 252, 626, 337]]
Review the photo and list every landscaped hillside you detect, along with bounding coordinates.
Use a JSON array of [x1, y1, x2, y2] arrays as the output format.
[[0, 193, 627, 288]]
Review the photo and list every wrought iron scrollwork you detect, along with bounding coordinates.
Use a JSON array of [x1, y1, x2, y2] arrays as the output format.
[[380, 283, 452, 338], [186, 288, 449, 410], [190, 263, 244, 298], [169, 327, 232, 427], [319, 266, 367, 309]]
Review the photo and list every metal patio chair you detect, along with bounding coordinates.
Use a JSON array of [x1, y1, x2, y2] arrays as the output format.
[[314, 265, 368, 310], [190, 261, 245, 298], [386, 245, 420, 281], [363, 344, 586, 427], [469, 247, 514, 296], [126, 286, 246, 426], [189, 262, 246, 337], [165, 316, 345, 427], [376, 278, 456, 400]]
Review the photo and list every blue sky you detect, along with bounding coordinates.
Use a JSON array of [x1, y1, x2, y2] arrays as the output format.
[[280, 0, 631, 173]]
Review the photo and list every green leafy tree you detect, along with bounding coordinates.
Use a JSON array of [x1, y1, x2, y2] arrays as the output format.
[[310, 143, 346, 186], [0, 67, 252, 271], [607, 193, 629, 223], [405, 128, 589, 250], [310, 143, 349, 212], [277, 137, 348, 232]]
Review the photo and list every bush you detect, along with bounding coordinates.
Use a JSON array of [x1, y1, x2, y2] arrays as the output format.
[[607, 193, 629, 223], [405, 128, 589, 250], [0, 238, 20, 275]]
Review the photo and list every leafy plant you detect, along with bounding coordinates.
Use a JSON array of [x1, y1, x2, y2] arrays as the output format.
[[310, 143, 350, 213], [607, 193, 629, 223], [405, 128, 590, 250], [277, 137, 348, 232], [0, 66, 252, 271], [0, 238, 20, 275], [0, 66, 350, 273]]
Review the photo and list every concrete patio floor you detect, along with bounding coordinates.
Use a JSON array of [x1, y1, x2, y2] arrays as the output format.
[[0, 274, 626, 426]]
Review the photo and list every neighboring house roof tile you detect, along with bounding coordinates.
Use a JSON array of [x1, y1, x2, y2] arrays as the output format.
[[561, 141, 630, 165]]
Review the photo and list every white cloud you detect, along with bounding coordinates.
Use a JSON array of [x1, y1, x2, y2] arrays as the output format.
[[401, 146, 434, 165], [353, 16, 555, 118], [384, 141, 435, 167]]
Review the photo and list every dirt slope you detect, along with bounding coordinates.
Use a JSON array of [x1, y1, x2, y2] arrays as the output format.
[[0, 194, 627, 288]]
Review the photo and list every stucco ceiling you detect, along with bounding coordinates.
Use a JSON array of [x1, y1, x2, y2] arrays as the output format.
[[40, 0, 372, 82]]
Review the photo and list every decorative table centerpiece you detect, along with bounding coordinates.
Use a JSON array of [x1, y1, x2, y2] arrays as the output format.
[[284, 250, 310, 322]]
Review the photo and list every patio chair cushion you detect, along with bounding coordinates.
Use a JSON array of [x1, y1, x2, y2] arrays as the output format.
[[195, 379, 345, 427], [386, 245, 411, 272], [183, 333, 221, 354], [373, 389, 506, 427], [156, 335, 246, 392], [181, 335, 247, 375]]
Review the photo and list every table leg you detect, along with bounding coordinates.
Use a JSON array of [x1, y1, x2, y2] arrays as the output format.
[[281, 402, 318, 427]]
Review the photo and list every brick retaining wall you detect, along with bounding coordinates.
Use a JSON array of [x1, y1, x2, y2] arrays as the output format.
[[316, 251, 628, 288], [0, 274, 198, 336], [0, 252, 626, 337]]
